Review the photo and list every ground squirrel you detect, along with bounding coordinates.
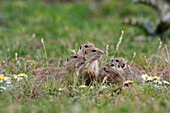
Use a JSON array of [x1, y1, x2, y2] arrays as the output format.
[[110, 57, 127, 69], [98, 62, 125, 85], [34, 54, 85, 83], [78, 47, 103, 85], [77, 43, 99, 75], [111, 57, 143, 82], [98, 61, 143, 85]]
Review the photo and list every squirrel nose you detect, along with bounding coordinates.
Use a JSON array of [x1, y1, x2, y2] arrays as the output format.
[[103, 67, 106, 70]]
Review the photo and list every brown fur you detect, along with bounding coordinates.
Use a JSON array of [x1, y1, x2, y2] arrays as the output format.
[[98, 62, 143, 85], [78, 47, 103, 85], [111, 57, 127, 69], [34, 54, 85, 83], [78, 43, 99, 76], [78, 43, 95, 55]]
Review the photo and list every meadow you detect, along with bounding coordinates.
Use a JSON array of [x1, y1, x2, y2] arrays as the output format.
[[0, 0, 169, 113]]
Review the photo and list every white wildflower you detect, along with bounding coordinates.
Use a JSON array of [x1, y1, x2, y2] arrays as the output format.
[[79, 85, 87, 88], [123, 80, 133, 84], [14, 74, 23, 81], [0, 86, 6, 91], [19, 73, 28, 78], [90, 86, 94, 89], [162, 80, 170, 85], [101, 85, 107, 89], [142, 74, 153, 81], [154, 80, 162, 85], [153, 76, 160, 80]]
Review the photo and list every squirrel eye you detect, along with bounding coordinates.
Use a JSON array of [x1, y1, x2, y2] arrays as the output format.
[[85, 45, 88, 48], [122, 64, 125, 68], [111, 64, 114, 67], [118, 65, 120, 68], [73, 56, 78, 59], [80, 46, 82, 49], [91, 50, 96, 52], [116, 60, 119, 62], [67, 58, 69, 61]]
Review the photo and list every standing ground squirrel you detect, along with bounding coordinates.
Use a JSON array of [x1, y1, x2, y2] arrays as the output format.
[[78, 47, 103, 85], [98, 61, 143, 85], [34, 54, 85, 83], [78, 43, 95, 55], [77, 43, 99, 76]]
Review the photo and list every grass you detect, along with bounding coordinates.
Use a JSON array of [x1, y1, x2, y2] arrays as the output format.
[[0, 0, 169, 113]]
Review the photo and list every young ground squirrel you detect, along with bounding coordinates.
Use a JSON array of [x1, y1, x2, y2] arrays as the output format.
[[78, 47, 103, 85], [111, 57, 127, 69], [98, 61, 143, 85], [34, 54, 85, 83], [98, 62, 125, 85], [111, 57, 143, 81], [78, 43, 95, 55], [77, 43, 99, 75]]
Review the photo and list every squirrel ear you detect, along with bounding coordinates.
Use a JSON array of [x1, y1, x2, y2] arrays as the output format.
[[67, 58, 69, 61]]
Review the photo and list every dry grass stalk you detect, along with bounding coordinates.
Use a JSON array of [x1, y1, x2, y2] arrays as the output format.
[[71, 49, 76, 54], [41, 38, 49, 66], [113, 30, 124, 57], [15, 53, 18, 61], [164, 45, 169, 64], [154, 38, 162, 76], [102, 44, 109, 65], [131, 52, 136, 65], [41, 38, 49, 85], [101, 76, 108, 85]]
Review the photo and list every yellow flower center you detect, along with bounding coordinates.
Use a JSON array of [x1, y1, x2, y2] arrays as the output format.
[[145, 76, 148, 79], [157, 80, 160, 83], [22, 73, 26, 75], [17, 74, 21, 78], [80, 85, 86, 87], [126, 80, 130, 83], [0, 77, 5, 80], [154, 76, 158, 78]]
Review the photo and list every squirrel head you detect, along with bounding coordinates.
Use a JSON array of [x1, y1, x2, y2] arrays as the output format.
[[103, 62, 123, 74], [84, 47, 103, 62], [64, 54, 85, 71], [110, 57, 127, 69], [78, 43, 95, 55]]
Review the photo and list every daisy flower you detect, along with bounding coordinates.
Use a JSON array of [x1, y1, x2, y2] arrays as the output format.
[[79, 85, 87, 88], [0, 77, 6, 83], [124, 80, 133, 84], [101, 85, 107, 89], [58, 88, 66, 92], [153, 76, 160, 80], [0, 76, 9, 83], [0, 86, 6, 91], [0, 74, 4, 77], [154, 80, 162, 85], [162, 80, 170, 85], [142, 74, 153, 82], [90, 86, 94, 89], [19, 73, 28, 78], [14, 74, 23, 81]]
